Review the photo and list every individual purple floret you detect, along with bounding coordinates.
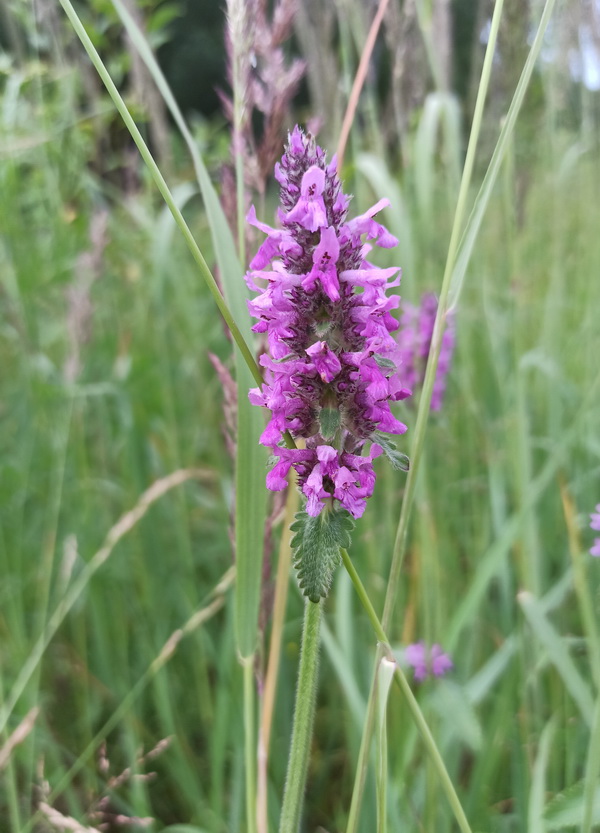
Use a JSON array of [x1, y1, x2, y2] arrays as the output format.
[[246, 126, 410, 519], [397, 293, 455, 411], [590, 504, 600, 557], [405, 642, 453, 682]]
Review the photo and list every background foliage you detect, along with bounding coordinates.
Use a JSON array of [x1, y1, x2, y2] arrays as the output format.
[[1, 1, 600, 831]]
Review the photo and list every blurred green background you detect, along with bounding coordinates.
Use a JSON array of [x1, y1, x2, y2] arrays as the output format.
[[1, 1, 600, 831]]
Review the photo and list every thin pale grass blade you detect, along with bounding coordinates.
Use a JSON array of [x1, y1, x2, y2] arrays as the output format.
[[108, 0, 268, 664], [414, 92, 462, 222], [38, 804, 101, 833], [375, 657, 395, 833], [528, 717, 556, 833], [518, 591, 595, 727], [447, 0, 558, 311], [336, 0, 391, 171], [0, 469, 211, 736], [0, 707, 39, 771]]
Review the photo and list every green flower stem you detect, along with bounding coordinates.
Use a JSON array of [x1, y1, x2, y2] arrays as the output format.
[[279, 600, 322, 833], [340, 549, 473, 833], [57, 0, 263, 390]]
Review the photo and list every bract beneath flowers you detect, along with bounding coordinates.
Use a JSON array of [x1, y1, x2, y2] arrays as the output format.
[[246, 126, 411, 519]]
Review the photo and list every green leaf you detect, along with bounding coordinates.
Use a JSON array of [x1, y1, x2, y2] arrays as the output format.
[[373, 354, 397, 371], [373, 432, 410, 472], [544, 780, 600, 829], [291, 509, 355, 603], [319, 407, 341, 440]]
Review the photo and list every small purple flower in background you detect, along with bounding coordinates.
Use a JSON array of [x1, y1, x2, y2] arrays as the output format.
[[397, 293, 455, 411], [405, 642, 453, 682], [246, 126, 410, 520], [590, 504, 600, 557]]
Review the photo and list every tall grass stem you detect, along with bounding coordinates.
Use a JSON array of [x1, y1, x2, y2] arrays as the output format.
[[278, 601, 322, 833]]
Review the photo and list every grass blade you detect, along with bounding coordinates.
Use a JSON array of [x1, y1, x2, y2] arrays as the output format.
[[518, 591, 594, 727], [375, 656, 395, 833], [528, 718, 556, 833]]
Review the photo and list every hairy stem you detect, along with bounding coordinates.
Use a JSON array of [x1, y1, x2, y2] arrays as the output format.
[[279, 600, 322, 833]]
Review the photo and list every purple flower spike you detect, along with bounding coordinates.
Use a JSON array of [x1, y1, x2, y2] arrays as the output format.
[[397, 293, 455, 411], [246, 126, 410, 519], [405, 641, 453, 682], [590, 504, 600, 557]]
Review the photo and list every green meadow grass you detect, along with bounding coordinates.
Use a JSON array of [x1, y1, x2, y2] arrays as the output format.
[[1, 11, 600, 833]]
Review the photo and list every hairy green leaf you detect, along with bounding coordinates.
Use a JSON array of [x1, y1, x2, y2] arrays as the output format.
[[290, 508, 354, 603], [373, 432, 410, 472]]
